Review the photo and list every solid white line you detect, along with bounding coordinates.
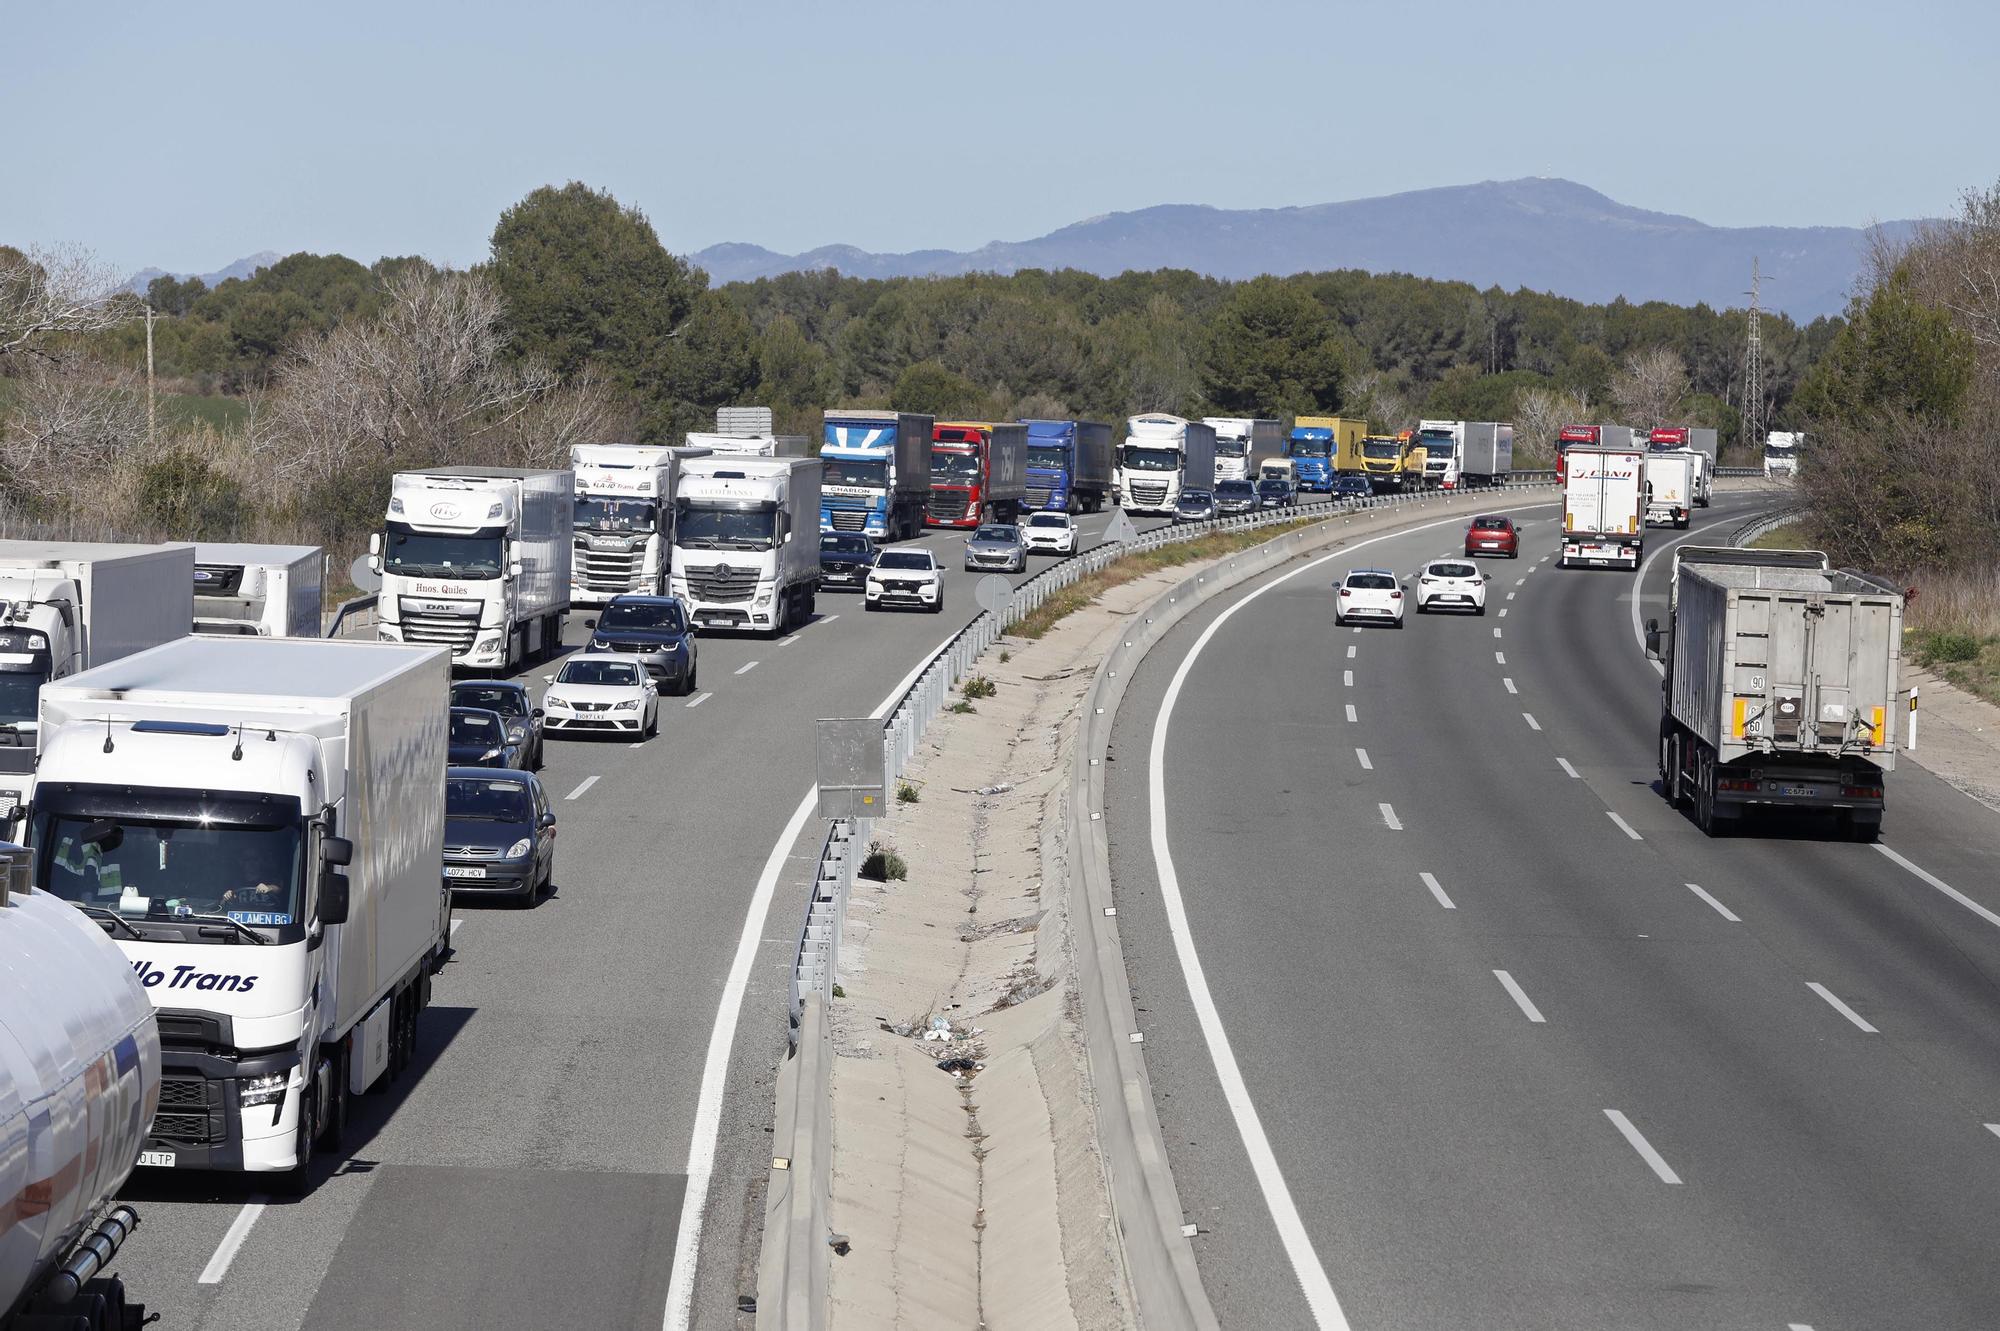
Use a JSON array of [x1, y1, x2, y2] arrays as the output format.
[[1494, 651, 1506, 665], [198, 1199, 268, 1283], [1493, 970, 1546, 1023], [1346, 644, 1357, 659], [1419, 872, 1455, 909], [1807, 982, 1878, 1033], [1604, 1109, 1683, 1184], [685, 691, 713, 709], [449, 916, 464, 936], [1630, 510, 1757, 676], [1344, 704, 1357, 723], [1874, 843, 2000, 931], [1557, 757, 1580, 779], [1686, 883, 1741, 922], [777, 633, 802, 647], [1355, 748, 1372, 770], [1343, 670, 1354, 687], [734, 660, 760, 675], [564, 775, 599, 801], [1503, 678, 1518, 695], [1380, 802, 1402, 830], [1607, 811, 1642, 840], [1523, 713, 1541, 731]]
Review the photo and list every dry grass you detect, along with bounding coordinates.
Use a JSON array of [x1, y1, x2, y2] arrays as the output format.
[[1904, 563, 2000, 707], [1747, 523, 1810, 550]]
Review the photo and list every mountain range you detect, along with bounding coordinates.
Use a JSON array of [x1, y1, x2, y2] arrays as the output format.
[[692, 178, 1918, 320], [124, 251, 283, 294]]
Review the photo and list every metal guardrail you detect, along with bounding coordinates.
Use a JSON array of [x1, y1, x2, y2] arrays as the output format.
[[788, 819, 859, 1039], [323, 593, 379, 639], [1730, 506, 1808, 547]]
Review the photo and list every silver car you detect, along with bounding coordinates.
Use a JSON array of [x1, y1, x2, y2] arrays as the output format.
[[963, 523, 1027, 573]]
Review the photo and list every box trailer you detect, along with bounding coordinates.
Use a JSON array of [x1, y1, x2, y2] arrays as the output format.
[[193, 544, 323, 638]]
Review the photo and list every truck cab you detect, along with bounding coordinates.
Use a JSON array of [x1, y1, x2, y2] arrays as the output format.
[[1417, 420, 1461, 489], [570, 444, 687, 607], [672, 456, 822, 635], [1361, 435, 1408, 493]]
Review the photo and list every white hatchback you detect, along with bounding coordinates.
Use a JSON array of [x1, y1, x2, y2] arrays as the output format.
[[1021, 511, 1079, 555], [542, 654, 659, 738], [1413, 559, 1489, 615], [1335, 569, 1405, 628]]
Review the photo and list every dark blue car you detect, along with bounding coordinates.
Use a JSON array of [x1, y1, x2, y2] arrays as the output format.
[[1331, 474, 1373, 499], [443, 768, 557, 904], [448, 706, 524, 769]]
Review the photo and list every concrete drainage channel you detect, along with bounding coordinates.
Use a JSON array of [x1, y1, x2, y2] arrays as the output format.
[[755, 480, 1568, 1328]]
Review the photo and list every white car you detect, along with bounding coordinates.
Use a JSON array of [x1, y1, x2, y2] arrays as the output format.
[[1021, 511, 1080, 555], [866, 549, 944, 614], [1412, 559, 1488, 615], [1334, 568, 1405, 628], [542, 654, 659, 738]]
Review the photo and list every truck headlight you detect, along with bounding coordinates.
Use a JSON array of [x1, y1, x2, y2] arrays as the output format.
[[241, 1071, 288, 1108], [506, 838, 532, 859], [474, 636, 500, 655], [378, 626, 401, 641], [754, 591, 773, 607]]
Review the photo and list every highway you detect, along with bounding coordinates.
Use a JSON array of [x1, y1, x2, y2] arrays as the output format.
[[1104, 490, 2000, 1330], [109, 505, 1169, 1330]]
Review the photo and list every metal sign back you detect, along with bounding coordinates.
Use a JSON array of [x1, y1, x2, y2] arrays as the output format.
[[816, 717, 886, 819]]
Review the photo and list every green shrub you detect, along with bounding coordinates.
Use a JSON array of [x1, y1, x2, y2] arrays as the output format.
[[896, 780, 920, 804], [1915, 629, 1982, 665], [862, 843, 907, 881], [962, 675, 997, 700]]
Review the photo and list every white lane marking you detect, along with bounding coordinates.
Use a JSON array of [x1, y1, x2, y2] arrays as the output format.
[[1344, 704, 1357, 723], [1789, 1325, 1817, 1331], [815, 614, 840, 627], [1493, 627, 1503, 638], [685, 691, 713, 709], [1523, 713, 1541, 731], [1494, 651, 1506, 665], [1515, 578, 1527, 587], [1380, 802, 1402, 830], [1686, 883, 1740, 922], [198, 1199, 268, 1284], [1506, 591, 1517, 601], [449, 917, 464, 937], [1343, 670, 1354, 687], [777, 633, 802, 647], [665, 621, 983, 1330], [1630, 508, 1762, 677], [1807, 982, 1878, 1033], [1493, 970, 1546, 1023], [1499, 607, 1509, 617], [734, 660, 760, 675], [1985, 1124, 2000, 1141], [1346, 644, 1357, 659], [1607, 811, 1642, 840], [1355, 748, 1373, 770], [564, 775, 599, 801], [1503, 677, 1518, 695], [1557, 757, 1580, 779], [1351, 626, 1362, 635], [1604, 1109, 1683, 1184], [1874, 844, 2000, 931], [1420, 872, 1455, 909]]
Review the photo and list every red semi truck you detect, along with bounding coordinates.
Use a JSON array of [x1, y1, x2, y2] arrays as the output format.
[[927, 422, 1028, 528], [1556, 424, 1638, 482]]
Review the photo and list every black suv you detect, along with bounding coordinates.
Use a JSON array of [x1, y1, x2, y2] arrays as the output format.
[[585, 594, 699, 694], [819, 533, 875, 591]]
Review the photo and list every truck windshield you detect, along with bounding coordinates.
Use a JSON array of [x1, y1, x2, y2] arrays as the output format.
[[574, 497, 658, 534], [1288, 439, 1331, 458], [931, 451, 981, 480], [382, 522, 505, 579], [0, 671, 44, 727], [36, 802, 305, 931], [1026, 445, 1068, 469], [1215, 439, 1248, 457], [1121, 446, 1180, 472], [822, 458, 888, 488], [1363, 442, 1401, 460], [675, 501, 779, 550], [1419, 432, 1454, 455]]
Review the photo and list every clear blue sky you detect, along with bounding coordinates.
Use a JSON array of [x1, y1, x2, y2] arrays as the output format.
[[8, 0, 1993, 277]]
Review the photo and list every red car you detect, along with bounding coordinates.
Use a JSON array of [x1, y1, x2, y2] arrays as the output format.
[[1464, 515, 1519, 558]]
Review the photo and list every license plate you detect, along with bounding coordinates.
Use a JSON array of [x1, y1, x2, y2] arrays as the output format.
[[1779, 785, 1817, 798], [1480, 542, 1499, 548], [444, 866, 487, 879], [138, 1150, 176, 1168]]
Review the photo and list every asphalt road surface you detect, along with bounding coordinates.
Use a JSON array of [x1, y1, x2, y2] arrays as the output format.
[[1105, 490, 2000, 1330]]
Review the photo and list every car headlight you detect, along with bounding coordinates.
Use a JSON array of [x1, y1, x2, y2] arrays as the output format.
[[866, 579, 883, 591], [378, 626, 400, 641], [545, 695, 568, 709], [481, 748, 502, 761], [240, 1071, 289, 1108], [613, 699, 639, 710], [506, 838, 532, 859]]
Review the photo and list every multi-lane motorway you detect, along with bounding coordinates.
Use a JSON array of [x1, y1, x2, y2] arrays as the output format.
[[1106, 490, 2000, 1330], [112, 507, 1169, 1330]]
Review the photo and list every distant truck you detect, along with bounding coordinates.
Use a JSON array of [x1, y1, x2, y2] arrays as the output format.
[[928, 421, 1027, 528], [1642, 450, 1699, 528], [1203, 418, 1283, 484], [1559, 444, 1647, 569], [1020, 419, 1114, 513], [193, 544, 324, 638], [1119, 415, 1216, 515], [1556, 424, 1639, 482], [672, 455, 821, 635], [821, 410, 931, 541], [1647, 547, 1903, 839], [1648, 426, 1717, 459], [1, 850, 162, 1331], [34, 637, 451, 1188], [1286, 416, 1368, 492], [0, 542, 194, 838], [1419, 421, 1513, 489], [685, 432, 809, 458], [372, 467, 572, 672], [1360, 435, 1410, 493], [1764, 431, 1803, 479], [570, 444, 713, 607]]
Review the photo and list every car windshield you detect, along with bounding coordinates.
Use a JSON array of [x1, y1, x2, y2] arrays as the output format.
[[38, 808, 304, 928], [381, 523, 505, 579], [1363, 441, 1401, 459], [1178, 491, 1212, 506], [559, 660, 640, 687], [876, 551, 933, 571], [1216, 482, 1255, 498], [821, 534, 872, 554], [974, 526, 1018, 542], [1472, 517, 1510, 530], [1347, 574, 1396, 590], [1289, 439, 1331, 457], [447, 778, 532, 823], [452, 686, 528, 717], [1258, 480, 1287, 492], [574, 497, 658, 533], [0, 672, 42, 727], [1025, 514, 1067, 528], [450, 710, 503, 743], [1427, 564, 1477, 579], [599, 600, 686, 632]]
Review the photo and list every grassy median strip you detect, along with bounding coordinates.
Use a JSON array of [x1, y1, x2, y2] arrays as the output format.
[[1013, 517, 1324, 639]]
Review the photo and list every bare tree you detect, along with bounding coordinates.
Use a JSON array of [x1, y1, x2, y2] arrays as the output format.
[[0, 244, 133, 360], [1609, 347, 1689, 428], [1513, 386, 1591, 465], [0, 355, 146, 514], [1343, 369, 1413, 433]]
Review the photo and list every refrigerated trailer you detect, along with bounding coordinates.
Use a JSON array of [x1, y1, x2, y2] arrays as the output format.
[[1647, 547, 1903, 839], [1558, 446, 1646, 569], [193, 544, 323, 638]]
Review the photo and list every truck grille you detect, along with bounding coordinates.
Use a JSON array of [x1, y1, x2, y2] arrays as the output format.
[[1025, 486, 1053, 509], [686, 566, 759, 602], [827, 508, 868, 532], [578, 547, 644, 591], [927, 489, 976, 524], [153, 1075, 224, 1145], [1128, 480, 1169, 507], [399, 609, 479, 653]]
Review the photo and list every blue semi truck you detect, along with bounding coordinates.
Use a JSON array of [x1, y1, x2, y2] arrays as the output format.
[[1020, 419, 1115, 514], [820, 410, 932, 541]]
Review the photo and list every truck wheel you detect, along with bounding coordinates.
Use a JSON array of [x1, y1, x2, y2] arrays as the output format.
[[317, 1042, 348, 1150], [278, 1065, 321, 1197]]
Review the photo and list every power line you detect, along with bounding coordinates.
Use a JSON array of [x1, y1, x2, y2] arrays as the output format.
[[1743, 258, 1764, 447]]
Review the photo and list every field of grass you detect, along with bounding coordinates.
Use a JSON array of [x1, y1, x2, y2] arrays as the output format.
[[1903, 564, 2000, 708], [1746, 522, 1809, 550], [160, 392, 249, 432]]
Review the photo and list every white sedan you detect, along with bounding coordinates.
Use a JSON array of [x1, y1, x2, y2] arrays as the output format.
[[542, 654, 659, 738], [1334, 569, 1405, 628], [1021, 511, 1080, 555], [1412, 559, 1489, 615]]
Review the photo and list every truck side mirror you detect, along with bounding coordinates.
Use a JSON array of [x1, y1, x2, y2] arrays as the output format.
[[508, 562, 523, 581], [322, 835, 354, 866], [318, 873, 350, 926], [1643, 618, 1663, 661], [368, 554, 382, 575], [368, 534, 381, 556]]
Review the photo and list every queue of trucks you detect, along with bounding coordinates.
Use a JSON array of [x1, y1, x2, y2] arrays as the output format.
[[1117, 414, 1217, 515]]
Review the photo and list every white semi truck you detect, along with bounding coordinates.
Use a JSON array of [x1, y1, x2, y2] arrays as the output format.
[[1203, 417, 1282, 483], [0, 542, 194, 838], [1642, 450, 1699, 529], [685, 432, 809, 458], [1764, 431, 1803, 479], [1119, 415, 1217, 515], [1, 847, 162, 1331], [670, 455, 822, 635], [193, 544, 324, 638], [570, 445, 714, 607], [1558, 445, 1647, 569], [31, 637, 450, 1190], [372, 466, 572, 672]]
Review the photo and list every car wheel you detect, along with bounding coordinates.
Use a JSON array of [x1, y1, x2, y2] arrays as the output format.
[[865, 600, 879, 612], [644, 707, 658, 738], [1394, 613, 1406, 629], [929, 597, 944, 614], [1334, 611, 1345, 627], [1475, 603, 1486, 616]]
